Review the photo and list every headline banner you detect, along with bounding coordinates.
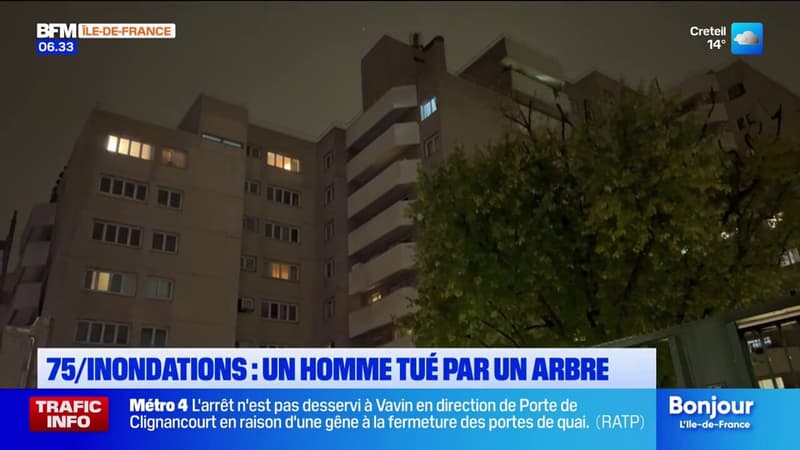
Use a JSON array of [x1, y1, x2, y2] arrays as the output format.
[[37, 348, 656, 389]]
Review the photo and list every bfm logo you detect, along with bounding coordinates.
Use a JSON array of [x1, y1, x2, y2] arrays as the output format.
[[36, 23, 78, 39], [29, 397, 109, 432]]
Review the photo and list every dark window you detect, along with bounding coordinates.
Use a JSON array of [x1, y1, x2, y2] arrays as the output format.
[[152, 233, 164, 251], [135, 185, 147, 201], [89, 323, 102, 342], [117, 227, 129, 245], [92, 222, 104, 240], [169, 192, 181, 209], [165, 235, 177, 252], [130, 229, 141, 247], [104, 225, 117, 242], [112, 180, 124, 195], [124, 183, 135, 198], [116, 325, 128, 345], [100, 177, 111, 193]]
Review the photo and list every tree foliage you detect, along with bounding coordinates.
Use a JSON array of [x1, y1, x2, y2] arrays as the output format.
[[410, 83, 800, 347]]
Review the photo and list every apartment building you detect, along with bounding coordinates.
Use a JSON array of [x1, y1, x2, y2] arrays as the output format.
[[345, 35, 572, 346], [2, 33, 798, 377]]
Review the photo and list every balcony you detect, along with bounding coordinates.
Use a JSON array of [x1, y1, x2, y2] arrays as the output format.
[[348, 286, 418, 338], [9, 282, 43, 310], [347, 122, 420, 183], [349, 243, 415, 295], [348, 201, 412, 257], [346, 86, 418, 151], [20, 241, 50, 268], [348, 159, 419, 220]]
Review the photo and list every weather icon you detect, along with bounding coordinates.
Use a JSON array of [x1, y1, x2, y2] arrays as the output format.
[[731, 22, 763, 55]]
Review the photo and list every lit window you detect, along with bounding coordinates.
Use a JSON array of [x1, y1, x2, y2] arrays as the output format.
[[266, 151, 301, 173], [84, 269, 136, 296], [420, 97, 437, 120], [266, 261, 299, 281], [145, 277, 174, 300], [130, 141, 141, 158], [140, 327, 168, 347], [107, 135, 118, 152], [105, 135, 153, 160], [160, 148, 187, 168]]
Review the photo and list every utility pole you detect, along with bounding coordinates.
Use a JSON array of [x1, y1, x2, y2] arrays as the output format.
[[0, 210, 18, 300]]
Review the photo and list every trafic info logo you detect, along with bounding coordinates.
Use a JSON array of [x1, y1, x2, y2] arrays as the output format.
[[29, 396, 109, 432]]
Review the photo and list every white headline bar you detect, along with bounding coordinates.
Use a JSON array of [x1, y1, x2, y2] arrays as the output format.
[[38, 348, 656, 389]]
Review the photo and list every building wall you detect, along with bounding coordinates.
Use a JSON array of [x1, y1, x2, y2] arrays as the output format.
[[41, 108, 245, 347], [235, 124, 319, 347]]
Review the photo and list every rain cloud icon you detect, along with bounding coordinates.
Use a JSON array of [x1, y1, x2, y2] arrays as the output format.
[[734, 30, 760, 45]]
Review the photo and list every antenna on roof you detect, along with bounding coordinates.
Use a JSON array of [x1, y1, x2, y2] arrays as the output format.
[[409, 32, 422, 48]]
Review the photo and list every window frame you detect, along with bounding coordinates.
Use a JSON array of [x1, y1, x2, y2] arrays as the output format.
[[83, 269, 137, 296], [75, 319, 129, 345], [140, 326, 168, 347], [265, 260, 300, 282], [105, 134, 154, 160], [260, 300, 299, 322], [98, 175, 148, 202], [157, 187, 184, 210], [91, 220, 143, 248], [151, 230, 179, 254], [241, 255, 258, 272], [144, 276, 175, 301], [159, 147, 188, 169]]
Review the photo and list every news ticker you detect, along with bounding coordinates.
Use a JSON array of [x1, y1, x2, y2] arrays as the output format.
[[5, 388, 799, 449]]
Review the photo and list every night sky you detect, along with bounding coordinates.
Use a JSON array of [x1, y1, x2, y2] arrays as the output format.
[[1, 2, 799, 259]]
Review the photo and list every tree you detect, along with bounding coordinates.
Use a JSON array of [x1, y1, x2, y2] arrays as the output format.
[[410, 82, 800, 347]]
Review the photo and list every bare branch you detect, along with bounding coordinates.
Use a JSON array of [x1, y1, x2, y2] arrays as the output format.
[[479, 319, 521, 347]]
